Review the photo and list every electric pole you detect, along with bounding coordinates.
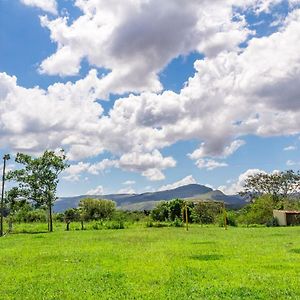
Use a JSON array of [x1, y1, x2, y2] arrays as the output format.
[[1, 154, 10, 237]]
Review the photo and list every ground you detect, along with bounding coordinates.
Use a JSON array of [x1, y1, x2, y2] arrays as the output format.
[[0, 224, 300, 299]]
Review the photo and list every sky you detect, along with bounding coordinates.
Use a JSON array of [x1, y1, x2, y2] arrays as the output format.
[[1, 0, 300, 197]]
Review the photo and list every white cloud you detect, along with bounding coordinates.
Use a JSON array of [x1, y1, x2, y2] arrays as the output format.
[[195, 159, 228, 171], [38, 0, 253, 97], [286, 160, 299, 166], [117, 187, 136, 194], [63, 161, 90, 181], [21, 0, 57, 15], [87, 159, 118, 175], [158, 175, 197, 191], [3, 4, 300, 182], [141, 168, 165, 181], [218, 169, 266, 194], [86, 185, 104, 195], [123, 180, 136, 185], [189, 140, 245, 162], [284, 145, 297, 151]]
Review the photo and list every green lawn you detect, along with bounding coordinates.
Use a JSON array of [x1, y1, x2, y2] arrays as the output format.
[[0, 225, 300, 299]]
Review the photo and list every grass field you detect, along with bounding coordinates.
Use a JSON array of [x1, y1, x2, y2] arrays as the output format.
[[1, 224, 300, 299]]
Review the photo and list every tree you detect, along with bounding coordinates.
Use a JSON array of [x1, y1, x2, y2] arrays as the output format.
[[240, 170, 300, 204], [191, 201, 221, 224], [238, 195, 274, 225], [7, 150, 68, 232], [64, 208, 80, 231], [79, 198, 116, 221]]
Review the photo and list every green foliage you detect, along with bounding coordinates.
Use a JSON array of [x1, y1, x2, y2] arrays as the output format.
[[150, 199, 193, 222], [64, 208, 80, 222], [191, 201, 221, 224], [13, 206, 46, 223], [112, 210, 148, 223], [266, 217, 279, 227], [6, 150, 68, 232], [238, 194, 274, 225], [240, 169, 300, 203], [217, 211, 237, 227], [79, 198, 116, 221], [150, 201, 169, 221]]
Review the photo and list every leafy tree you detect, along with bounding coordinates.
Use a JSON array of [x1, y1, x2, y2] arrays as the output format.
[[169, 199, 184, 221], [7, 150, 68, 232], [191, 201, 221, 224], [64, 208, 80, 231], [237, 195, 274, 225], [79, 198, 116, 221], [150, 199, 193, 222], [150, 202, 169, 221], [240, 170, 300, 204]]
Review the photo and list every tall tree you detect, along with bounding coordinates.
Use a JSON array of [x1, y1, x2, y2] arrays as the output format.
[[240, 170, 300, 203], [7, 150, 68, 232]]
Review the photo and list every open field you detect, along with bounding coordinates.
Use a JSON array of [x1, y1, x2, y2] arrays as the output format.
[[1, 225, 300, 299]]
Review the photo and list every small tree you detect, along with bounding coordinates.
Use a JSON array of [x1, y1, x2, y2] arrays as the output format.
[[7, 150, 68, 232], [191, 201, 221, 224], [79, 198, 116, 221], [64, 208, 80, 231]]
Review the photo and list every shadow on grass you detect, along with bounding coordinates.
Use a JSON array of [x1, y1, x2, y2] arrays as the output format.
[[190, 254, 223, 261], [192, 241, 216, 245], [11, 231, 49, 235], [290, 248, 300, 254]]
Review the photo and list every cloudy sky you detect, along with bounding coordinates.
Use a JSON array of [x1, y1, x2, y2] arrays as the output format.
[[1, 0, 300, 196]]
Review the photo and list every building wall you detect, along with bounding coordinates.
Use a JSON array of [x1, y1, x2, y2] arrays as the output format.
[[273, 210, 287, 226]]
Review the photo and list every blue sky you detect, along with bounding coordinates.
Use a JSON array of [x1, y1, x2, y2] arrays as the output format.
[[1, 0, 300, 196]]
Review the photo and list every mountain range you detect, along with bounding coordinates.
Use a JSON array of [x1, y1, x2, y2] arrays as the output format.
[[54, 184, 246, 212]]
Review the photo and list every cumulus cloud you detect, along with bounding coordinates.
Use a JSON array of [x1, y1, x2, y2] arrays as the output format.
[[283, 145, 297, 151], [63, 161, 90, 182], [86, 185, 104, 195], [117, 187, 136, 194], [3, 3, 300, 181], [195, 159, 228, 171], [21, 0, 58, 15], [158, 175, 197, 191], [218, 169, 266, 194], [38, 0, 254, 97], [123, 180, 136, 185]]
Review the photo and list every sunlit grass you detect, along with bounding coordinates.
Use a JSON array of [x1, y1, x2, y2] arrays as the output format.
[[0, 224, 300, 299]]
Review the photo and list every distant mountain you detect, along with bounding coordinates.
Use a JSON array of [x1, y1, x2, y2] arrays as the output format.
[[54, 184, 246, 212]]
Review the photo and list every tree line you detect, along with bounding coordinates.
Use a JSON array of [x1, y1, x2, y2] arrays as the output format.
[[2, 149, 300, 234]]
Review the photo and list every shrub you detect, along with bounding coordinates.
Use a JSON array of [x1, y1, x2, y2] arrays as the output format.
[[170, 217, 183, 227], [266, 217, 279, 227]]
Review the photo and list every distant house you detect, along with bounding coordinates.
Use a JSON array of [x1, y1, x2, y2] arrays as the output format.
[[273, 210, 300, 226]]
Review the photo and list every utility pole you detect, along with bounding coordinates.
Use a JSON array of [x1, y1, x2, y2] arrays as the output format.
[[1, 154, 10, 237]]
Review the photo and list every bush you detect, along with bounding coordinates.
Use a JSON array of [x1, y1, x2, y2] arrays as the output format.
[[217, 211, 237, 227], [237, 195, 274, 225], [170, 217, 183, 227], [266, 217, 279, 227], [191, 202, 221, 224]]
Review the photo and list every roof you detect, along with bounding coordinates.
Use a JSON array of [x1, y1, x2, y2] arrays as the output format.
[[273, 210, 300, 214]]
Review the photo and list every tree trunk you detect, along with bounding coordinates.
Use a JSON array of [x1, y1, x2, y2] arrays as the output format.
[[49, 202, 53, 232], [81, 220, 84, 230], [8, 217, 13, 233], [66, 221, 70, 231]]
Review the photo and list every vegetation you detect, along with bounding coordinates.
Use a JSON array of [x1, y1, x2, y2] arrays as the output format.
[[240, 170, 300, 204], [6, 150, 68, 232]]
